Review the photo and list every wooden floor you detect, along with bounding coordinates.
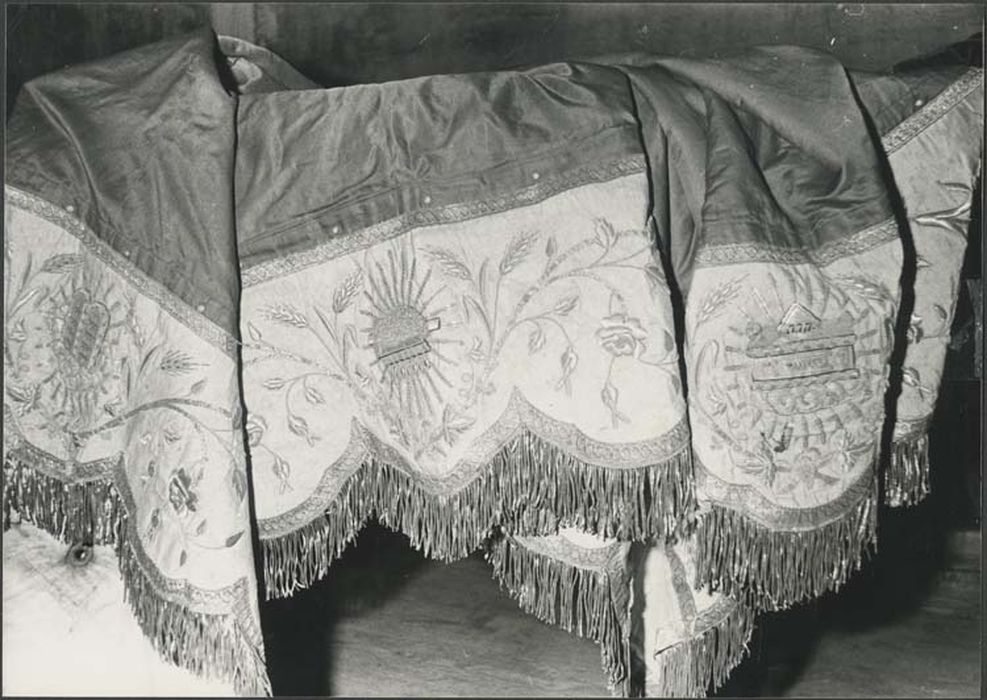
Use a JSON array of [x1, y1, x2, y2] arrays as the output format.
[[262, 507, 981, 698]]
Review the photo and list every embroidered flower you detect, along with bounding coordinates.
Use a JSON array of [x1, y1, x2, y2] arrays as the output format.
[[596, 313, 648, 358], [167, 468, 198, 515]]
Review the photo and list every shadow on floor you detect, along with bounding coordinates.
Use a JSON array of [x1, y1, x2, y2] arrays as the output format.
[[261, 521, 430, 695]]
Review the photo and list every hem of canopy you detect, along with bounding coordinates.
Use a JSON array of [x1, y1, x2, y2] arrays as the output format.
[[694, 475, 878, 612], [260, 429, 696, 599], [643, 601, 755, 698], [885, 430, 930, 507], [1, 454, 272, 697], [484, 532, 632, 695]]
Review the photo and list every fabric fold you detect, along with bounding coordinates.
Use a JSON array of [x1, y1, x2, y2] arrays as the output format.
[[4, 30, 270, 696], [3, 26, 982, 699]]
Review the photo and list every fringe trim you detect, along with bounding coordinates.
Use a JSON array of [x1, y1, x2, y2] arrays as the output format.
[[2, 454, 272, 697], [644, 602, 755, 698], [118, 541, 272, 697], [2, 455, 126, 544], [694, 486, 878, 612], [885, 432, 930, 508], [262, 430, 695, 598], [484, 533, 631, 695]]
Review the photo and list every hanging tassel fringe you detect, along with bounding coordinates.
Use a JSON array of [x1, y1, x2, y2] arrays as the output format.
[[644, 601, 755, 698], [2, 453, 272, 697], [484, 533, 632, 695], [2, 455, 126, 544], [118, 540, 272, 697], [694, 483, 878, 612], [262, 429, 695, 598], [885, 432, 930, 507]]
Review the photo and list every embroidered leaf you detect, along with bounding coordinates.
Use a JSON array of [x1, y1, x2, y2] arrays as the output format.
[[553, 295, 579, 317], [287, 411, 318, 445], [18, 253, 33, 296], [195, 520, 207, 536], [902, 367, 922, 387], [601, 377, 629, 428], [499, 231, 536, 275], [528, 325, 546, 354], [593, 219, 618, 250], [246, 322, 263, 341], [266, 303, 309, 328], [272, 455, 292, 493], [906, 314, 924, 344], [146, 459, 157, 477], [332, 268, 364, 313], [263, 377, 286, 390], [162, 426, 182, 443], [225, 531, 244, 548], [422, 246, 472, 280], [6, 384, 33, 403], [7, 318, 27, 342], [933, 304, 949, 322], [696, 276, 745, 325], [441, 404, 476, 445], [31, 286, 50, 309], [138, 345, 161, 376], [556, 346, 578, 395], [231, 468, 248, 504], [477, 259, 489, 306], [467, 336, 486, 363], [160, 349, 202, 375], [11, 287, 41, 315], [545, 236, 557, 259], [341, 325, 357, 370], [179, 550, 188, 566], [188, 379, 206, 396], [313, 306, 339, 345], [304, 382, 326, 405], [834, 276, 891, 303], [463, 296, 491, 333], [122, 359, 133, 399], [40, 253, 82, 274]]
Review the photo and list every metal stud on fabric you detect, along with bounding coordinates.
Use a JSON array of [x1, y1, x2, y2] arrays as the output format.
[[65, 541, 94, 567]]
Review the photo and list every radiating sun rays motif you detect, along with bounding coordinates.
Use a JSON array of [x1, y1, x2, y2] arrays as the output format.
[[360, 244, 456, 419]]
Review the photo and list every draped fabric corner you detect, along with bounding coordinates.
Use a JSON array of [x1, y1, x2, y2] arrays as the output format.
[[3, 26, 983, 697], [3, 30, 271, 696]]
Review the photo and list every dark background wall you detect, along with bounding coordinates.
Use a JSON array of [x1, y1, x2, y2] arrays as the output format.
[[6, 2, 985, 110], [4, 2, 982, 527]]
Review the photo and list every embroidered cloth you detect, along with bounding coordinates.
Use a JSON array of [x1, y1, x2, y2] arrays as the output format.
[[3, 29, 982, 696]]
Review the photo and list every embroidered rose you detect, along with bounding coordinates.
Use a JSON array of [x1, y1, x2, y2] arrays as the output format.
[[167, 468, 198, 515], [596, 314, 648, 358], [245, 414, 267, 447]]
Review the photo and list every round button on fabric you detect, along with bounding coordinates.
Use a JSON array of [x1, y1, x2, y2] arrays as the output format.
[[531, 172, 541, 181], [65, 204, 75, 213], [332, 225, 341, 235], [423, 195, 432, 205], [66, 541, 94, 567]]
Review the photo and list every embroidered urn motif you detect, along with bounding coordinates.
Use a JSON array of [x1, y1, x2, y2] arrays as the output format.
[[744, 304, 858, 385]]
